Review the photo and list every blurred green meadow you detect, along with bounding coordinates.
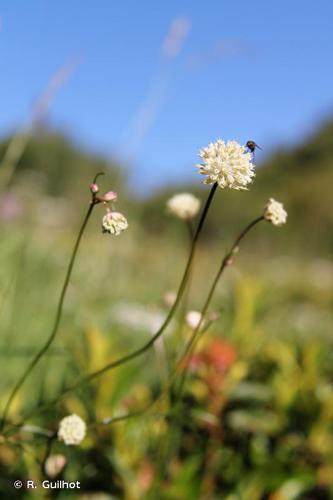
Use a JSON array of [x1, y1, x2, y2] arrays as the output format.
[[0, 121, 333, 499]]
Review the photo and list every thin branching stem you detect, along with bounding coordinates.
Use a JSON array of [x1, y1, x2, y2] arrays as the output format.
[[70, 216, 265, 431], [174, 215, 264, 400], [41, 434, 56, 477], [5, 184, 218, 431], [151, 215, 265, 487], [0, 192, 99, 431], [44, 184, 218, 394], [90, 320, 215, 429]]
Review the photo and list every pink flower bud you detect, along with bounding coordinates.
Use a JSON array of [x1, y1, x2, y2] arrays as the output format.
[[101, 191, 118, 202], [90, 183, 99, 194], [164, 291, 177, 307], [45, 454, 67, 477], [208, 311, 221, 322]]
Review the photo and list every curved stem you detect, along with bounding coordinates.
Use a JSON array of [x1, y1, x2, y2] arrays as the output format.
[[150, 216, 264, 486], [63, 185, 217, 387], [174, 215, 264, 399], [0, 202, 95, 431], [89, 320, 215, 429], [8, 184, 218, 429], [71, 217, 265, 432], [41, 434, 56, 477]]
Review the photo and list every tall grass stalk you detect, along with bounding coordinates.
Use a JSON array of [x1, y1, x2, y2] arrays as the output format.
[[0, 58, 78, 191]]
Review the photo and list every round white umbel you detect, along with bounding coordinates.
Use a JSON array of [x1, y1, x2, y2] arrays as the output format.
[[58, 414, 86, 446], [102, 210, 128, 235], [197, 139, 255, 190], [264, 198, 287, 226], [167, 193, 201, 220]]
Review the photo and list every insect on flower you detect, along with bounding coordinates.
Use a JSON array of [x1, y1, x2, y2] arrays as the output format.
[[197, 139, 255, 190], [246, 140, 262, 162], [246, 140, 262, 153]]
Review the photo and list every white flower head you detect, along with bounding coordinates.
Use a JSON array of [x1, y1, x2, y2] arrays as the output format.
[[58, 414, 86, 446], [167, 193, 201, 220], [102, 209, 128, 235], [186, 310, 203, 329], [197, 139, 255, 190], [264, 198, 287, 226]]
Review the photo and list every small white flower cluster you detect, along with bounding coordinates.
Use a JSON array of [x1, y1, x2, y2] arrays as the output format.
[[58, 414, 86, 446], [167, 193, 201, 220], [91, 181, 128, 236], [264, 198, 287, 226], [102, 209, 128, 236], [197, 139, 255, 190]]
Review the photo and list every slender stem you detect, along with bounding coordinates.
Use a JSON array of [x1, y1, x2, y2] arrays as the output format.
[[82, 217, 265, 431], [171, 217, 195, 372], [6, 214, 263, 437], [46, 184, 218, 393], [0, 201, 96, 431], [151, 216, 264, 487], [88, 320, 215, 429], [41, 435, 56, 476], [174, 215, 264, 400], [7, 184, 218, 429]]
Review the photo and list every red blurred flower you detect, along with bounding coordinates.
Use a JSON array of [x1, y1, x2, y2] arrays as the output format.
[[206, 338, 236, 372], [187, 337, 236, 376]]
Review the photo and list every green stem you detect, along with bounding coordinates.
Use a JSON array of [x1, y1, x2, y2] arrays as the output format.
[[174, 215, 264, 401], [0, 201, 95, 431], [8, 184, 218, 429], [41, 434, 56, 477], [89, 320, 215, 429], [152, 216, 264, 486], [169, 217, 195, 375], [57, 184, 217, 390], [78, 216, 265, 433]]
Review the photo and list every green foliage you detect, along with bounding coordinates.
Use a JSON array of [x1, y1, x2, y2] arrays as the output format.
[[0, 122, 332, 498]]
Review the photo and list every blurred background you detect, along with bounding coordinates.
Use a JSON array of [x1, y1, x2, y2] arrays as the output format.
[[0, 1, 333, 499]]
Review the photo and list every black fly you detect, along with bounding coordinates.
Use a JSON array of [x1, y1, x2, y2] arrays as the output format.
[[246, 140, 262, 161]]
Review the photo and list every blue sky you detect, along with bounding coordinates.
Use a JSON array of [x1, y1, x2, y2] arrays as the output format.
[[1, 1, 333, 189]]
